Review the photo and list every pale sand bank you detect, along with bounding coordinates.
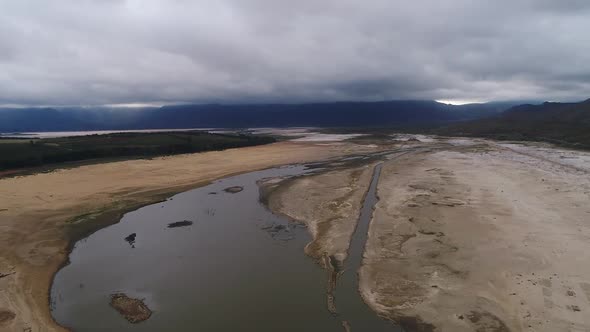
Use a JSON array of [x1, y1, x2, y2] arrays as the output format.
[[362, 144, 590, 331], [267, 140, 590, 331], [266, 164, 375, 263]]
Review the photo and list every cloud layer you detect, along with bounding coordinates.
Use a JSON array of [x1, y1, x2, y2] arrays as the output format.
[[1, 0, 589, 106]]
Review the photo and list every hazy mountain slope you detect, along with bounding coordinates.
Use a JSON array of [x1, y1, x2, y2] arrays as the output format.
[[0, 100, 516, 132], [436, 99, 590, 148], [0, 108, 92, 132]]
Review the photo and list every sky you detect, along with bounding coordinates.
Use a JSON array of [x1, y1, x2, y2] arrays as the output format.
[[1, 0, 589, 106]]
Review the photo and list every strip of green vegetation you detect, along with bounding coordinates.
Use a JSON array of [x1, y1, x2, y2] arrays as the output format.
[[0, 131, 275, 170]]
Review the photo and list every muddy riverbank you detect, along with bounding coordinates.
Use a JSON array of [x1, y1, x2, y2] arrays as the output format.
[[0, 141, 383, 331], [266, 139, 590, 331]]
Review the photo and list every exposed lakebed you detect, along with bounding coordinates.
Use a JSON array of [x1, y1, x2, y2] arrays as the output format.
[[51, 163, 399, 331]]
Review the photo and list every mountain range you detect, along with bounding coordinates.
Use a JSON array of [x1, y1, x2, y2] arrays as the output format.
[[3, 99, 588, 149], [0, 100, 518, 133], [435, 99, 590, 148]]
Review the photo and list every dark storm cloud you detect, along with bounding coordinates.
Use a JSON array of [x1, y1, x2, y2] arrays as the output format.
[[0, 0, 589, 106]]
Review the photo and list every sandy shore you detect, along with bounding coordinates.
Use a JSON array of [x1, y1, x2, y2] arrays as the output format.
[[266, 164, 375, 263], [264, 163, 378, 315], [268, 139, 590, 331], [3, 135, 590, 332], [0, 140, 378, 332]]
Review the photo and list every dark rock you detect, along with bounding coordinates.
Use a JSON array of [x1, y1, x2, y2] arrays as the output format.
[[223, 186, 244, 193], [567, 305, 581, 312], [167, 220, 194, 228], [124, 233, 136, 247]]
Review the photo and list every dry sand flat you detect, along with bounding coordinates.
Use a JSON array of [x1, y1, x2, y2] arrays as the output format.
[[265, 139, 590, 331], [0, 140, 379, 332], [361, 143, 590, 331]]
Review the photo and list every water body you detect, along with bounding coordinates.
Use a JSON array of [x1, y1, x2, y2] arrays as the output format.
[[332, 163, 400, 331], [51, 163, 399, 331], [0, 129, 207, 139]]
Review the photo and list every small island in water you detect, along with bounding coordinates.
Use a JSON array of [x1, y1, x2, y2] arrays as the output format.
[[109, 293, 152, 323]]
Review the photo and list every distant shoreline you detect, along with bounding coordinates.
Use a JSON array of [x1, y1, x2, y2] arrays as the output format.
[[0, 131, 276, 172], [0, 128, 210, 139]]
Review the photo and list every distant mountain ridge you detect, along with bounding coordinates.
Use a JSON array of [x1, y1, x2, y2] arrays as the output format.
[[0, 100, 519, 133], [436, 99, 590, 148]]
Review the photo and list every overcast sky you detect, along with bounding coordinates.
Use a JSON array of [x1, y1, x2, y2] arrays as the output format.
[[1, 0, 589, 106]]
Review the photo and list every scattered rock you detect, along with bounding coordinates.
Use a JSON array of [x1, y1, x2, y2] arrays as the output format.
[[167, 220, 193, 228], [224, 186, 244, 193], [567, 305, 581, 312], [110, 293, 152, 323], [466, 311, 510, 332], [567, 290, 576, 296], [124, 233, 136, 247], [262, 222, 295, 241]]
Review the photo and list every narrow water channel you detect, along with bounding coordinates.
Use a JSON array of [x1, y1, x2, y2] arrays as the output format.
[[332, 163, 400, 331], [50, 162, 399, 331]]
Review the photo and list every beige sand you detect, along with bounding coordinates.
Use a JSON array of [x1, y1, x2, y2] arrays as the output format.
[[0, 141, 377, 332], [266, 164, 375, 263], [267, 139, 590, 331], [265, 163, 377, 314], [361, 143, 590, 331]]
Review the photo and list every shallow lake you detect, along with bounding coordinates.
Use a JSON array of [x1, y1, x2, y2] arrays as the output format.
[[51, 164, 399, 331]]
